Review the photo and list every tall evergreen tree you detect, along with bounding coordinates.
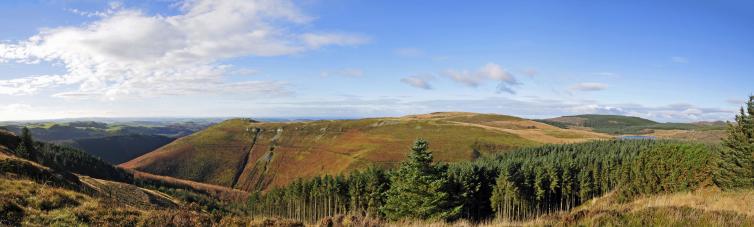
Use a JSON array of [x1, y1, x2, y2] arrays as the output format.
[[18, 127, 37, 161], [719, 95, 754, 188], [381, 139, 459, 221]]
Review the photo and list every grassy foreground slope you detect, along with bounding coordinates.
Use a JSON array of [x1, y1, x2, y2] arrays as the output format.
[[122, 112, 610, 191], [517, 189, 754, 226], [0, 129, 303, 226], [0, 155, 289, 226]]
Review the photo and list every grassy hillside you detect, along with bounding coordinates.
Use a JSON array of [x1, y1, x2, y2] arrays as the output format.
[[0, 168, 297, 226], [540, 114, 726, 135], [518, 189, 754, 226], [0, 129, 304, 226], [122, 112, 611, 191], [64, 134, 175, 164]]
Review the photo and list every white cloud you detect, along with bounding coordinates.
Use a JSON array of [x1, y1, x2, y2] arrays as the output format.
[[320, 68, 364, 78], [0, 75, 69, 95], [444, 63, 519, 94], [394, 48, 424, 57], [726, 98, 746, 105], [400, 75, 433, 90], [66, 1, 123, 18], [523, 68, 538, 77], [570, 82, 608, 91], [228, 67, 259, 76], [301, 33, 369, 48], [0, 0, 368, 100], [593, 72, 619, 77]]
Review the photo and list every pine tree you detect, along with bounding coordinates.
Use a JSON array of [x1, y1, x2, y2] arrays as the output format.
[[18, 127, 37, 161], [719, 95, 754, 188], [381, 139, 459, 221]]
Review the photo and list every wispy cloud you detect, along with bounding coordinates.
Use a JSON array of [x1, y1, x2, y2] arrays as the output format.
[[0, 0, 368, 100], [400, 74, 434, 90], [593, 72, 619, 77], [569, 82, 608, 92], [321, 68, 364, 78], [444, 63, 520, 94], [394, 47, 424, 58], [65, 2, 123, 18], [726, 98, 746, 105], [0, 75, 69, 95], [523, 68, 538, 77]]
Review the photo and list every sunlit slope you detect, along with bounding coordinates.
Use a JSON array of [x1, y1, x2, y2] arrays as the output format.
[[543, 189, 754, 226], [122, 112, 610, 191], [121, 119, 254, 187]]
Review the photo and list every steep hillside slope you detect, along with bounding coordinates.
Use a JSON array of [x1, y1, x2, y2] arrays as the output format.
[[122, 112, 610, 191]]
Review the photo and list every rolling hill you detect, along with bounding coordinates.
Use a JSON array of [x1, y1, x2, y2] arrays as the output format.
[[0, 121, 212, 165], [0, 121, 208, 142], [539, 114, 727, 137], [63, 134, 175, 165], [122, 112, 611, 191]]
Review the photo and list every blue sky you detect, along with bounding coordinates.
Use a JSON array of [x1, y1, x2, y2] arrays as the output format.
[[0, 0, 752, 122]]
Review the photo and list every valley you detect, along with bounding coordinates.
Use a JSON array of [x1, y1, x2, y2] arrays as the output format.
[[0, 120, 215, 164]]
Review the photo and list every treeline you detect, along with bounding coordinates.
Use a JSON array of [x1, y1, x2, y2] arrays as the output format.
[[10, 128, 132, 182], [246, 168, 388, 223], [486, 141, 716, 220], [247, 139, 740, 222]]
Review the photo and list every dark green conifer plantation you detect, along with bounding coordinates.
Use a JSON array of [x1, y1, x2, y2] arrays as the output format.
[[381, 139, 460, 221]]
